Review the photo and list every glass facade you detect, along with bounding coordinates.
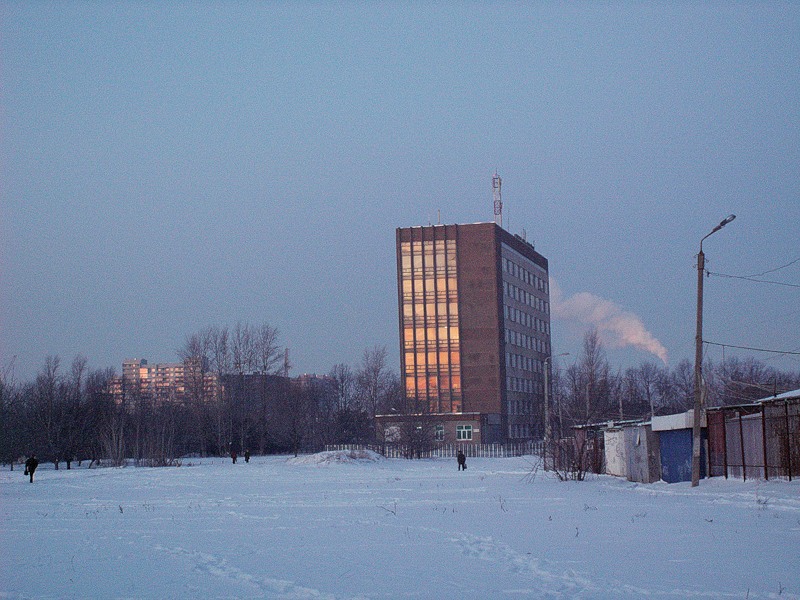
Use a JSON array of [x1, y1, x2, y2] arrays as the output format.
[[399, 238, 462, 413], [396, 223, 551, 443]]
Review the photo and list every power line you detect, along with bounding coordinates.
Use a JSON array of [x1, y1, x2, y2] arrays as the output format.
[[704, 341, 800, 356], [745, 256, 800, 277], [706, 270, 800, 288]]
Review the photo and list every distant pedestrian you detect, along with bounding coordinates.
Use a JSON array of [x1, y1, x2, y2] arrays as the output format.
[[457, 450, 466, 471], [24, 455, 39, 483], [231, 450, 237, 464], [244, 450, 250, 463]]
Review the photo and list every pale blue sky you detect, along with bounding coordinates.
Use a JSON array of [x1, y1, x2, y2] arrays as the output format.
[[2, 2, 798, 382]]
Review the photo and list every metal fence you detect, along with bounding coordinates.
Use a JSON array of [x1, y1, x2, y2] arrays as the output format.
[[325, 441, 543, 460], [708, 398, 799, 481]]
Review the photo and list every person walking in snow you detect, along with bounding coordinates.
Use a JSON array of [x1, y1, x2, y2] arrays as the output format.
[[244, 450, 250, 463], [24, 455, 39, 483], [231, 450, 237, 464], [457, 450, 466, 471]]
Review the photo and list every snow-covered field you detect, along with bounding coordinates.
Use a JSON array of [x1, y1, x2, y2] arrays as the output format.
[[2, 451, 798, 599]]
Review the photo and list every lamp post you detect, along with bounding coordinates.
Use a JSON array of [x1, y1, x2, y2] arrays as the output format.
[[543, 352, 569, 470], [692, 214, 736, 487]]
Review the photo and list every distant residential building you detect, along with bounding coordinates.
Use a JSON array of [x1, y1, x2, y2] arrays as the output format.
[[380, 222, 551, 444], [110, 358, 220, 405], [295, 373, 335, 392], [110, 359, 331, 408]]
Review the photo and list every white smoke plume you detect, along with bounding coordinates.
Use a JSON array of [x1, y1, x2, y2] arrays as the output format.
[[550, 279, 668, 364]]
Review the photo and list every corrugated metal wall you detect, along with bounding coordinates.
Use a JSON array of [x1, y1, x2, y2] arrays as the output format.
[[658, 429, 706, 483], [624, 425, 660, 484], [707, 398, 799, 481]]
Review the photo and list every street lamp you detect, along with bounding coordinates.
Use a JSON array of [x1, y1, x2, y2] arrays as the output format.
[[543, 352, 569, 470], [692, 214, 736, 487]]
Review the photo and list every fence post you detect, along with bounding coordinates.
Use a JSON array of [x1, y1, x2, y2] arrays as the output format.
[[721, 412, 728, 479], [739, 411, 747, 481], [762, 404, 769, 481], [786, 402, 793, 482]]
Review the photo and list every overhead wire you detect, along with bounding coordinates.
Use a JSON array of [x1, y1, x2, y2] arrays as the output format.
[[705, 255, 800, 288], [703, 341, 800, 356], [744, 256, 800, 277], [705, 271, 800, 288]]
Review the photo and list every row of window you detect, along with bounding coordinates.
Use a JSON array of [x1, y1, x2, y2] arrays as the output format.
[[509, 424, 532, 439], [402, 301, 459, 320], [503, 256, 548, 293], [405, 349, 462, 370], [507, 376, 535, 394], [508, 399, 534, 415], [401, 277, 459, 297], [505, 328, 550, 354], [503, 305, 549, 333], [457, 425, 473, 440], [506, 352, 544, 374], [504, 281, 549, 314], [405, 373, 462, 391], [400, 240, 458, 274], [430, 424, 474, 442], [403, 325, 461, 349]]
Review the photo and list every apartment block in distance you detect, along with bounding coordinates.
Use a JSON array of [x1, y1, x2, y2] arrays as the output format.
[[109, 358, 220, 405], [382, 222, 551, 444]]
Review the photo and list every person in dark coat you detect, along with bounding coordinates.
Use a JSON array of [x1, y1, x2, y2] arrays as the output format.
[[457, 450, 466, 471], [231, 450, 237, 464], [244, 450, 250, 463], [24, 455, 39, 483]]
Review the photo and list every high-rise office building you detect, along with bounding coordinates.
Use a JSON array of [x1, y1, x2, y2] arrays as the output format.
[[391, 222, 551, 444]]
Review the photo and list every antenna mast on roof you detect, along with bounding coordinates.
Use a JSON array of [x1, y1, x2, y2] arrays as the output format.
[[492, 171, 503, 227]]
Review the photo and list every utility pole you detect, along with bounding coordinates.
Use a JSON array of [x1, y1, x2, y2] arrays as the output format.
[[692, 214, 736, 487]]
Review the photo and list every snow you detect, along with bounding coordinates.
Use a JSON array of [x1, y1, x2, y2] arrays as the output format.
[[757, 389, 800, 402], [2, 452, 798, 599]]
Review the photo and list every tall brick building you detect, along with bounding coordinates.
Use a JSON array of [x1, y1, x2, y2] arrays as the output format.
[[384, 222, 551, 444]]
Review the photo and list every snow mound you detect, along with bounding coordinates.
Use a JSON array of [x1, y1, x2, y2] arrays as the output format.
[[287, 449, 385, 465]]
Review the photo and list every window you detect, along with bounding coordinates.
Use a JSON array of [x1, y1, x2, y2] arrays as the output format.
[[456, 425, 473, 440], [435, 425, 444, 441]]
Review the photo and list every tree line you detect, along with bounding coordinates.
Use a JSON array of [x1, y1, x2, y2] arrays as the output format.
[[0, 322, 401, 469], [2, 324, 798, 468], [551, 329, 800, 436]]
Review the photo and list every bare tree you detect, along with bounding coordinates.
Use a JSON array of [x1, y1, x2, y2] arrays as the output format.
[[255, 323, 281, 375], [209, 326, 232, 376], [272, 384, 313, 456], [60, 355, 87, 469], [355, 346, 391, 419], [635, 362, 662, 420], [668, 359, 695, 413], [327, 363, 371, 444], [579, 329, 613, 422], [209, 326, 231, 455], [83, 367, 115, 466], [179, 330, 214, 456], [0, 368, 22, 469], [232, 322, 255, 374], [254, 323, 282, 454], [32, 355, 67, 468], [329, 363, 355, 412], [393, 394, 435, 459]]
